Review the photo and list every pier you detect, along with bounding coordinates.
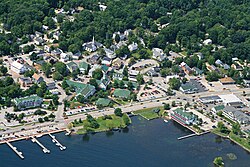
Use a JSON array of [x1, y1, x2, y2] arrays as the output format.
[[31, 137, 50, 153], [48, 134, 66, 151], [178, 133, 197, 140], [6, 142, 24, 159]]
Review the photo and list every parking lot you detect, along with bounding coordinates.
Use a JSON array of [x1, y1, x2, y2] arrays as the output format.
[[189, 78, 208, 93], [138, 85, 166, 101]]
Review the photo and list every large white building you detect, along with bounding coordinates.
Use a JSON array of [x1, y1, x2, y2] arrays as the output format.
[[11, 61, 28, 74]]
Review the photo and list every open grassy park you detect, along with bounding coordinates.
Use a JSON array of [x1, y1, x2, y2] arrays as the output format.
[[133, 107, 163, 120], [75, 114, 131, 135]]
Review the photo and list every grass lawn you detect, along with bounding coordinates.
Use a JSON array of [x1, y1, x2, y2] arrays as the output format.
[[114, 99, 129, 105], [133, 107, 162, 120], [76, 114, 131, 134], [229, 133, 250, 151]]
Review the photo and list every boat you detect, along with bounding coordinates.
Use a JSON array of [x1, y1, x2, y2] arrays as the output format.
[[164, 119, 168, 123]]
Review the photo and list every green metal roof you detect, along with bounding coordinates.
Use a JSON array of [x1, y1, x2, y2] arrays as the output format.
[[96, 98, 111, 106], [214, 105, 225, 111], [173, 108, 196, 120], [101, 65, 109, 72], [67, 62, 77, 68], [113, 89, 131, 98], [14, 95, 43, 105], [66, 80, 95, 97], [79, 61, 89, 70]]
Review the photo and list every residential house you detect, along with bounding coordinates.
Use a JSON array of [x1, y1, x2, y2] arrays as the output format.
[[128, 42, 138, 52], [112, 31, 126, 41], [60, 52, 72, 62], [32, 73, 44, 84], [113, 72, 124, 81], [146, 68, 158, 77], [96, 75, 111, 90], [180, 62, 192, 75], [101, 57, 112, 66], [53, 31, 61, 40], [152, 48, 166, 61], [51, 48, 63, 56], [79, 61, 89, 74], [11, 61, 28, 74], [34, 37, 44, 46], [66, 80, 96, 98], [99, 4, 107, 11], [128, 69, 139, 82], [192, 67, 203, 75], [243, 79, 250, 87], [104, 48, 116, 59], [196, 52, 204, 60], [13, 95, 43, 110], [171, 108, 198, 126], [112, 58, 123, 70], [88, 54, 100, 64], [231, 62, 243, 71], [72, 52, 82, 60], [82, 37, 103, 52], [203, 39, 212, 45], [46, 82, 57, 90], [19, 77, 32, 87], [66, 62, 78, 72]]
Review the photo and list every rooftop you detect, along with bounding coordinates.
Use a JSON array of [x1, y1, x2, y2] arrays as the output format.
[[96, 98, 111, 107], [219, 77, 235, 84], [113, 89, 131, 98]]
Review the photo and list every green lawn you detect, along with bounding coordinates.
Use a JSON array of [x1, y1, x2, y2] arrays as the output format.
[[76, 114, 131, 134], [133, 107, 161, 120], [229, 133, 250, 152]]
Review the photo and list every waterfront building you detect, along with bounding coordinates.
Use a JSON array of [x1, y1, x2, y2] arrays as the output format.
[[171, 108, 198, 126], [222, 106, 250, 125], [13, 95, 43, 110]]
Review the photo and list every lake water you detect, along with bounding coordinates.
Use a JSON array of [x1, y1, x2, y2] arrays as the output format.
[[1, 116, 250, 167]]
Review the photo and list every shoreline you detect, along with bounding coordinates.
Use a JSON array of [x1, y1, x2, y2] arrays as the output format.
[[211, 130, 250, 153]]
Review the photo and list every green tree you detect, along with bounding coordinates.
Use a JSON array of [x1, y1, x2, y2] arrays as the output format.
[[168, 78, 181, 90], [114, 108, 123, 117], [164, 103, 170, 110], [53, 71, 63, 81], [232, 122, 241, 135], [136, 74, 145, 85], [92, 68, 103, 80], [62, 80, 69, 89]]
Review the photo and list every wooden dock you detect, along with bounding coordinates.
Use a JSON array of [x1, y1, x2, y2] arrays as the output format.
[[178, 133, 197, 140], [6, 142, 24, 159], [31, 137, 50, 153], [48, 134, 66, 150]]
